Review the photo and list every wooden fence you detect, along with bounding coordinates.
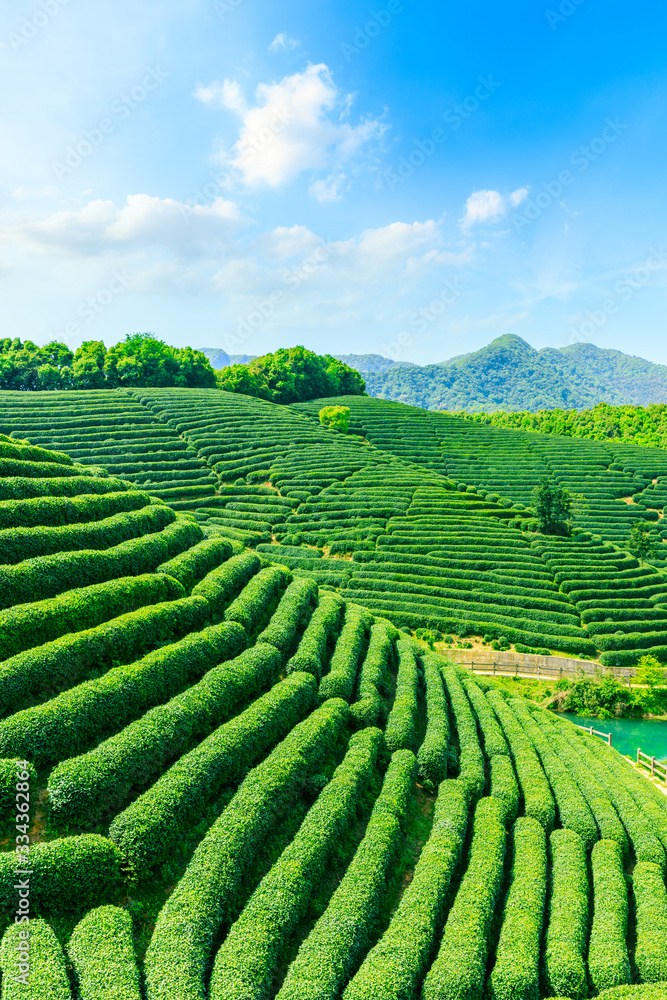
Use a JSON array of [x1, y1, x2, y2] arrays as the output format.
[[575, 724, 612, 746], [448, 648, 633, 683], [637, 748, 667, 783]]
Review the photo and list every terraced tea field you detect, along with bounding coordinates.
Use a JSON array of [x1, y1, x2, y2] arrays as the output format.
[[4, 388, 667, 667], [0, 391, 667, 998]]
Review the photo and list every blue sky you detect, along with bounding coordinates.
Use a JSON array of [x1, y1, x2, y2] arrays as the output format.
[[1, 0, 666, 365]]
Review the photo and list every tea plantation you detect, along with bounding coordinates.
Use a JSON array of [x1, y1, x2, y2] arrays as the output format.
[[1, 390, 667, 998]]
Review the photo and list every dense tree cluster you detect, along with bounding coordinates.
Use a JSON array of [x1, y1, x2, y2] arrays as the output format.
[[215, 346, 366, 404], [467, 401, 667, 450], [0, 334, 216, 391]]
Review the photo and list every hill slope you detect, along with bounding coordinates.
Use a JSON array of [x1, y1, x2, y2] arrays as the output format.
[[6, 388, 667, 666], [2, 394, 667, 999], [362, 335, 667, 412]]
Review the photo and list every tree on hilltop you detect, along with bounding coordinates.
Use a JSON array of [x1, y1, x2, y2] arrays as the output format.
[[215, 346, 366, 404], [319, 405, 350, 432]]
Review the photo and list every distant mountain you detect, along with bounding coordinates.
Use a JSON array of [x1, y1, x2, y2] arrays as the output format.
[[361, 335, 667, 412], [202, 348, 255, 369], [333, 353, 418, 374], [202, 349, 406, 372]]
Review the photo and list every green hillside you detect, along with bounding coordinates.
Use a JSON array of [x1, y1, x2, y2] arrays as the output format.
[[4, 388, 667, 666], [362, 335, 667, 412], [1, 392, 667, 998]]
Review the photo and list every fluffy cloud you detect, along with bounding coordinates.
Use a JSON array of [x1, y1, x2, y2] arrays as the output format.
[[214, 219, 461, 299], [195, 63, 384, 189], [509, 186, 529, 207], [460, 187, 529, 228], [268, 33, 301, 52], [17, 193, 247, 256]]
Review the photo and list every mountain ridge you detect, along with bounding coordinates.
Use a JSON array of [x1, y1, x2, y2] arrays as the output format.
[[360, 335, 667, 412]]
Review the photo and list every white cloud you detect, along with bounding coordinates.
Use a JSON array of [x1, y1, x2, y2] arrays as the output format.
[[251, 225, 322, 261], [16, 194, 247, 257], [509, 186, 529, 206], [269, 33, 301, 52], [197, 63, 385, 190], [194, 80, 246, 113], [460, 190, 506, 229], [309, 174, 344, 202]]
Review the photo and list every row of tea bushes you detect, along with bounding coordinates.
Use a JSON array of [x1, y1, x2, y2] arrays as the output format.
[[0, 389, 217, 507]]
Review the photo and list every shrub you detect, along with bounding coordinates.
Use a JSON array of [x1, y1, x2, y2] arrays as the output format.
[[384, 636, 420, 752], [256, 576, 318, 654], [0, 572, 185, 662], [544, 829, 589, 1000], [68, 905, 142, 1000], [0, 593, 211, 717], [588, 840, 631, 993], [144, 698, 349, 1000], [418, 654, 450, 788], [510, 698, 597, 850], [319, 603, 372, 702], [209, 727, 382, 1000], [422, 796, 507, 1000], [531, 710, 628, 851], [0, 501, 175, 564], [351, 620, 397, 727], [0, 473, 129, 502], [156, 534, 232, 592], [47, 633, 280, 826], [632, 861, 667, 983], [0, 835, 125, 915], [442, 661, 485, 803], [0, 489, 147, 529], [558, 723, 664, 867], [0, 620, 247, 767], [0, 919, 71, 1000], [486, 816, 547, 1000], [276, 750, 416, 1000], [460, 671, 509, 757], [224, 565, 290, 634], [343, 781, 469, 1000], [487, 691, 555, 832], [0, 516, 200, 610], [490, 754, 519, 827], [109, 669, 316, 874], [286, 592, 344, 679], [191, 550, 260, 614]]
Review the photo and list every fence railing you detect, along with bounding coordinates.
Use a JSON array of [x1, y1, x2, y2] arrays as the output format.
[[576, 724, 612, 746], [637, 748, 667, 783], [449, 649, 633, 683]]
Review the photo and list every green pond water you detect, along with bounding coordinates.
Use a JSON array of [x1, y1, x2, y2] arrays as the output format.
[[563, 713, 667, 762]]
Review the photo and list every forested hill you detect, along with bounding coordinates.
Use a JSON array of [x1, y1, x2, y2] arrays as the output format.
[[361, 335, 667, 412], [333, 353, 418, 373]]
